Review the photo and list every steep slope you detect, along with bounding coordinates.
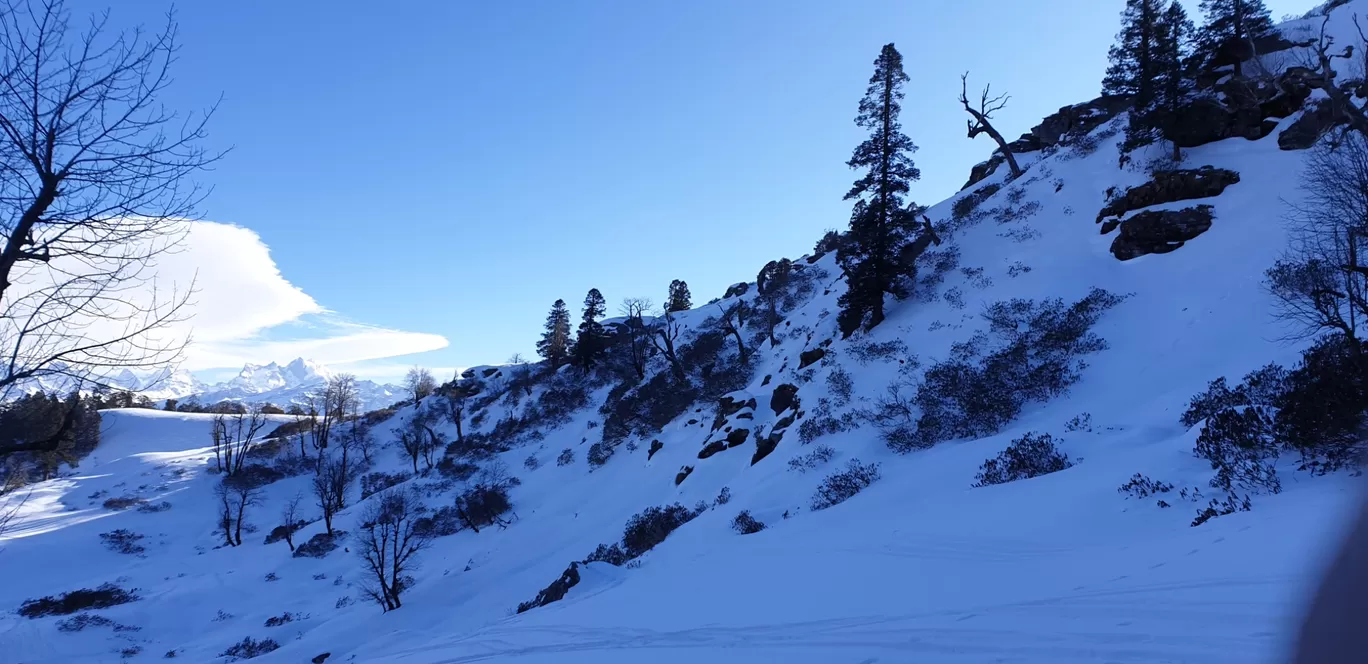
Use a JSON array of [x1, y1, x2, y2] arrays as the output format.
[[2, 5, 1366, 664]]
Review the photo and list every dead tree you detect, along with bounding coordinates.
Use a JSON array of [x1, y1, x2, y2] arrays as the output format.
[[215, 476, 261, 547], [211, 407, 268, 476], [313, 456, 353, 535], [619, 297, 653, 379], [356, 488, 431, 612], [0, 1, 220, 398], [278, 492, 303, 552], [715, 301, 751, 364], [650, 310, 686, 381], [439, 389, 466, 443], [960, 72, 1022, 179], [1304, 16, 1368, 138]]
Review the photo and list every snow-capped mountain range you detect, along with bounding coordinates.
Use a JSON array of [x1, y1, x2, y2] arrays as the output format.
[[12, 357, 404, 412]]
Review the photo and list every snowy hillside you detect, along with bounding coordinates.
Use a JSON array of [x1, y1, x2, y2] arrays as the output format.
[[4, 3, 1368, 664]]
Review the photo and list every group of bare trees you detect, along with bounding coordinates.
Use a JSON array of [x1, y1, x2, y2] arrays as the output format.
[[211, 407, 269, 476]]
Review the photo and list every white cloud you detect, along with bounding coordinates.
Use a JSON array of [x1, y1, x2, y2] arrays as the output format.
[[163, 222, 448, 371]]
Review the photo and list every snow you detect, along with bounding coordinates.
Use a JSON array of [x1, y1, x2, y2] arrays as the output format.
[[4, 3, 1368, 662]]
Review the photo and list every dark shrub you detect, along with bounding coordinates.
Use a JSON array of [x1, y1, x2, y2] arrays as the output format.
[[601, 372, 701, 449], [220, 636, 280, 660], [1191, 493, 1252, 527], [360, 471, 410, 500], [454, 483, 513, 532], [556, 448, 575, 466], [813, 229, 842, 256], [1180, 363, 1288, 428], [582, 542, 631, 566], [102, 496, 146, 510], [414, 505, 464, 538], [99, 529, 145, 555], [263, 612, 299, 627], [1195, 406, 1281, 494], [731, 510, 766, 534], [1117, 474, 1174, 500], [787, 444, 836, 473], [621, 503, 701, 558], [973, 432, 1073, 487], [56, 613, 140, 632], [265, 520, 309, 546], [292, 532, 344, 559], [586, 442, 613, 468], [714, 486, 731, 505], [436, 457, 479, 481], [136, 500, 172, 513], [19, 583, 139, 618], [1274, 335, 1368, 474], [798, 399, 859, 444], [810, 459, 881, 510], [902, 289, 1124, 450]]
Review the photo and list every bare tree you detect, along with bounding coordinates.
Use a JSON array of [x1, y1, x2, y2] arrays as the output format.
[[1267, 131, 1368, 346], [959, 72, 1022, 179], [313, 455, 352, 536], [215, 476, 260, 547], [650, 308, 686, 381], [305, 373, 360, 463], [0, 1, 219, 401], [715, 300, 751, 364], [619, 297, 653, 379], [439, 387, 466, 443], [345, 420, 376, 465], [356, 488, 430, 612], [278, 492, 303, 552], [1302, 16, 1368, 138], [210, 405, 268, 476], [0, 485, 29, 540], [403, 366, 435, 405]]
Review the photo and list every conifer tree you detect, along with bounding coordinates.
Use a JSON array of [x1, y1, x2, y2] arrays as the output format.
[[1196, 0, 1274, 77], [572, 288, 608, 369], [836, 43, 922, 338], [1102, 0, 1164, 108], [536, 299, 572, 367], [1155, 1, 1196, 161], [666, 280, 692, 312]]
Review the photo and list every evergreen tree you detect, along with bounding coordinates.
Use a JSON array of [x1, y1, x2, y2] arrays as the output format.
[[536, 299, 572, 367], [666, 280, 692, 312], [836, 43, 922, 338], [1196, 0, 1274, 77], [572, 288, 608, 369], [1102, 0, 1164, 108], [1156, 2, 1196, 161]]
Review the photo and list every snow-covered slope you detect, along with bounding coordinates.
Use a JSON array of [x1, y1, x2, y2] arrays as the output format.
[[2, 5, 1366, 663]]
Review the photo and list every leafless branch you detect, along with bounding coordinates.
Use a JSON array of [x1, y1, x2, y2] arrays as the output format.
[[959, 72, 1022, 178]]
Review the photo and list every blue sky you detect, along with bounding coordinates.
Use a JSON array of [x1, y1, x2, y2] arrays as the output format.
[[85, 0, 1314, 382]]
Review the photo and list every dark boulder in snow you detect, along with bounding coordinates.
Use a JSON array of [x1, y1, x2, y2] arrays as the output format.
[[1030, 95, 1130, 147], [1110, 206, 1215, 261], [723, 282, 750, 298], [698, 440, 727, 459], [1097, 167, 1239, 225], [647, 439, 663, 460], [770, 384, 800, 415], [1169, 97, 1274, 147], [1279, 99, 1347, 151], [798, 348, 826, 369], [516, 562, 581, 614], [751, 428, 784, 466], [675, 465, 694, 485], [726, 428, 750, 448]]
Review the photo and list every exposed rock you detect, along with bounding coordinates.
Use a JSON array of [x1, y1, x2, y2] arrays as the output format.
[[713, 394, 756, 431], [675, 466, 694, 485], [726, 428, 750, 448], [1110, 206, 1215, 261], [481, 367, 500, 378], [770, 384, 799, 416], [761, 374, 772, 386], [963, 154, 1005, 190], [751, 429, 784, 466], [1030, 95, 1131, 148], [312, 654, 331, 664], [798, 348, 826, 369], [698, 440, 727, 460], [1096, 167, 1239, 223], [1169, 97, 1275, 147], [723, 282, 750, 299], [1100, 219, 1120, 235], [516, 562, 581, 614], [647, 440, 663, 461], [1279, 99, 1347, 151], [774, 412, 797, 431]]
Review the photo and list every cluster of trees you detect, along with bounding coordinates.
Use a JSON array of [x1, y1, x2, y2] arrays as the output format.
[[0, 391, 101, 485], [534, 279, 693, 371], [1103, 0, 1276, 159]]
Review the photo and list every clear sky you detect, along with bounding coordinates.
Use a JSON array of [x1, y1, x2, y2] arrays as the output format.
[[75, 0, 1315, 382]]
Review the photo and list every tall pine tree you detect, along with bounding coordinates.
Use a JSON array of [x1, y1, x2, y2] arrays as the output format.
[[571, 288, 608, 369], [1156, 2, 1195, 161], [536, 299, 572, 367], [1196, 0, 1274, 77], [666, 280, 692, 312], [836, 43, 922, 338], [1102, 0, 1164, 108]]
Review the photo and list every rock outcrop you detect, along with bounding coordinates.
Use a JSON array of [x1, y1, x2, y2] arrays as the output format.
[[516, 562, 581, 614], [1097, 167, 1239, 225], [1279, 99, 1348, 150], [1109, 206, 1215, 261]]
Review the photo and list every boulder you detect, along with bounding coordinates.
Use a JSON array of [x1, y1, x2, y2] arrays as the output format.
[[675, 465, 694, 485], [798, 348, 826, 369], [726, 428, 751, 448], [647, 440, 663, 461], [723, 282, 750, 299], [312, 654, 331, 664], [770, 384, 800, 416], [698, 441, 727, 460], [751, 429, 784, 466], [1030, 95, 1131, 147], [1109, 205, 1215, 261], [1096, 167, 1240, 223], [516, 562, 581, 614], [1279, 100, 1347, 151]]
